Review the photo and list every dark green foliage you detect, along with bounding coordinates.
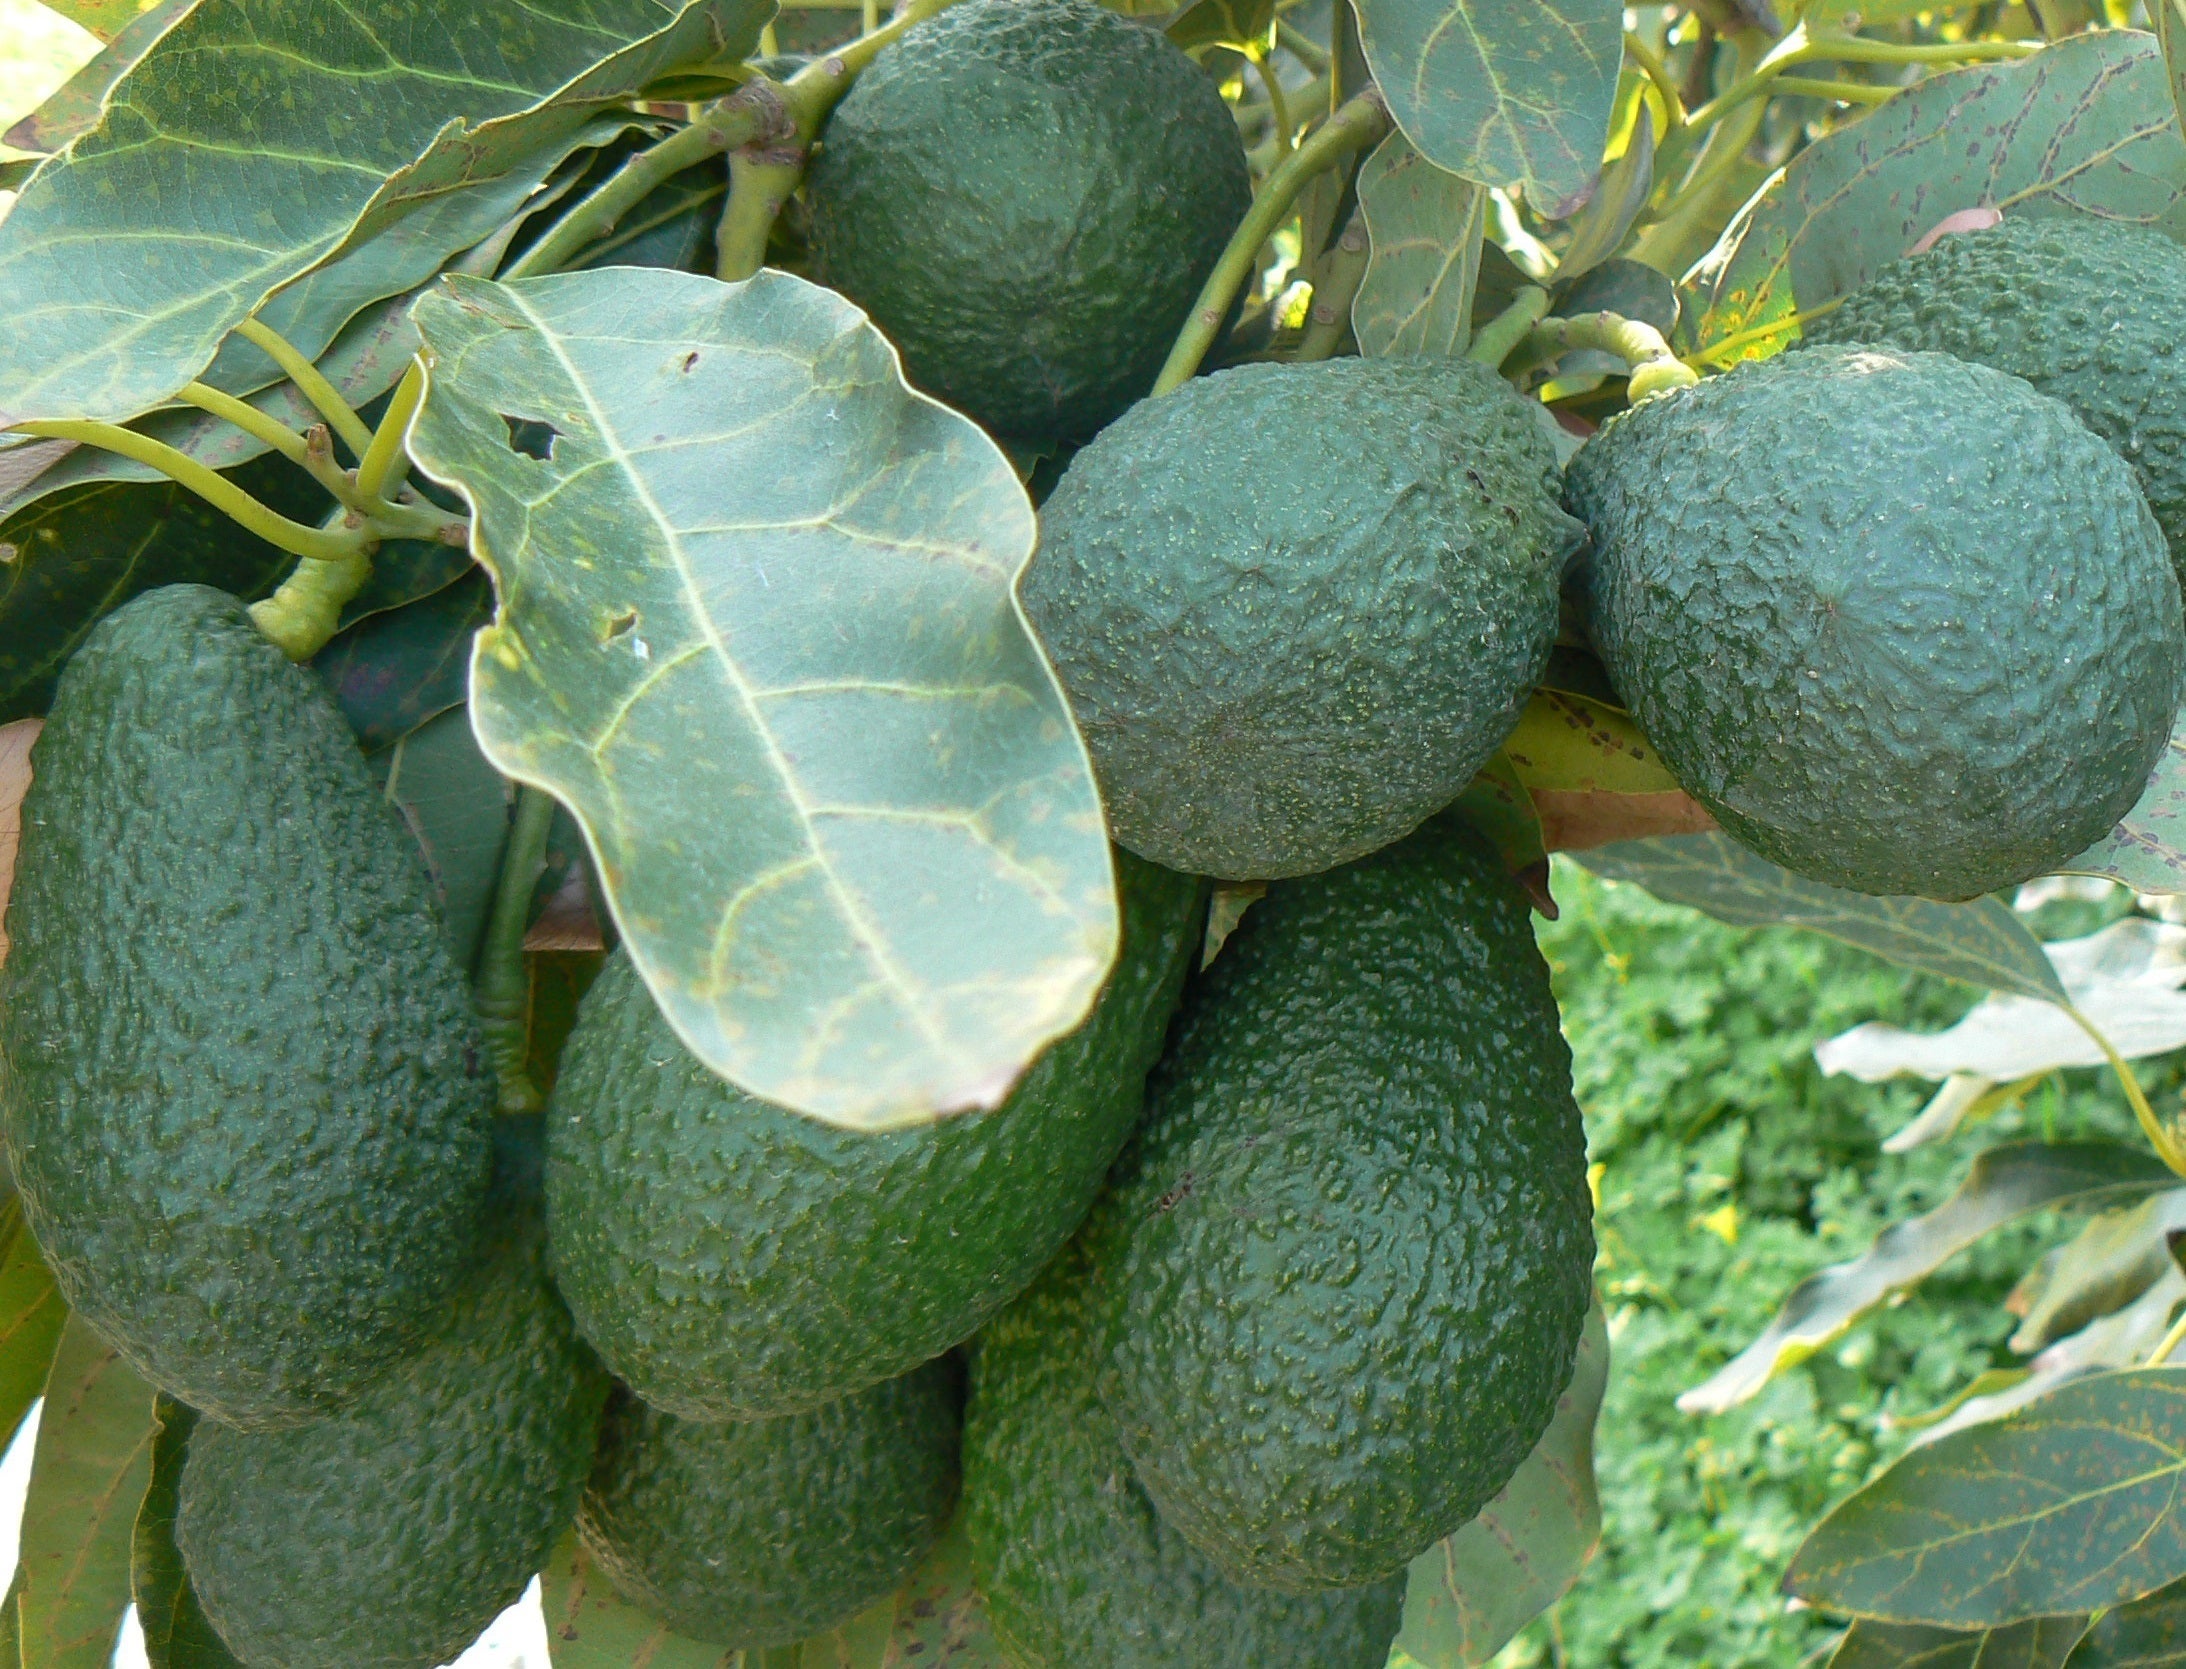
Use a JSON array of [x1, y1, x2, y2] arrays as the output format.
[[1808, 216, 2186, 578], [0, 584, 495, 1426], [575, 1360, 961, 1648], [1568, 345, 2184, 900], [1023, 357, 1578, 880], [177, 1172, 609, 1669], [544, 850, 1205, 1420], [964, 1229, 1405, 1669], [807, 0, 1250, 442], [1102, 816, 1594, 1591]]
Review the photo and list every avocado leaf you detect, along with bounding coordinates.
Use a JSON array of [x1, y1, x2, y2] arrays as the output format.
[[2065, 1572, 2186, 1665], [1352, 128, 1486, 358], [1576, 834, 2067, 1002], [2160, 0, 2186, 146], [407, 266, 1117, 1131], [315, 569, 493, 753], [2, 0, 189, 156], [1679, 1143, 2175, 1417], [130, 1397, 242, 1669], [0, 0, 772, 426], [1393, 1300, 1609, 1668], [0, 1192, 65, 1470], [379, 706, 515, 972], [538, 1533, 734, 1667], [1790, 1369, 2186, 1627], [2063, 708, 2186, 895], [1353, 0, 1622, 211], [1829, 1615, 2088, 1668], [16, 1315, 155, 1669], [1697, 32, 2186, 360]]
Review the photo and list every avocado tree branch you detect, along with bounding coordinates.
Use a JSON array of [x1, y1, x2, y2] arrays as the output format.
[[1464, 285, 1551, 369], [1152, 90, 1390, 397], [232, 318, 377, 460], [1294, 210, 1367, 361], [476, 785, 559, 1114], [1518, 310, 1700, 400]]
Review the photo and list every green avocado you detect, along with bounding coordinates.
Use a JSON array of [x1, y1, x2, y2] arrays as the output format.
[[806, 0, 1250, 443], [0, 583, 495, 1426], [177, 1136, 609, 1669], [1022, 356, 1579, 881], [964, 1229, 1406, 1668], [1806, 216, 2186, 579], [544, 849, 1203, 1420], [1102, 816, 1594, 1592], [1566, 344, 2184, 900], [576, 1361, 961, 1647]]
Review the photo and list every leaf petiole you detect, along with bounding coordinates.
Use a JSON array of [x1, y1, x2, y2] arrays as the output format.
[[2065, 1002, 2186, 1178], [233, 318, 377, 460], [356, 361, 426, 505], [1516, 310, 1699, 400]]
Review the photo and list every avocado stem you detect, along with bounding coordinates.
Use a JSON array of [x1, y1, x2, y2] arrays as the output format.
[[1465, 286, 1551, 370], [233, 318, 377, 460], [1293, 210, 1368, 361], [1151, 89, 1391, 397], [476, 785, 560, 1116], [1517, 310, 1699, 401]]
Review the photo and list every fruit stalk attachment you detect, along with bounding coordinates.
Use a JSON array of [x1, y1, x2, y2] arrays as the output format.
[[476, 785, 560, 1115], [1520, 311, 1699, 401]]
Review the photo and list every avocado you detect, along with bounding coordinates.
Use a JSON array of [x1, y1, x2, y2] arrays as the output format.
[[0, 583, 494, 1426], [806, 0, 1250, 443], [1566, 344, 2184, 900], [544, 849, 1203, 1421], [177, 1144, 609, 1669], [1806, 216, 2186, 579], [1102, 816, 1593, 1592], [1021, 357, 1579, 881], [964, 1228, 1406, 1668], [575, 1360, 961, 1648]]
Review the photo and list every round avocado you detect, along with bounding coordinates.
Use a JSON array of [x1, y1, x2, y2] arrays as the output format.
[[806, 0, 1250, 443], [575, 1362, 961, 1648], [964, 1230, 1406, 1667], [544, 850, 1204, 1420], [1102, 816, 1594, 1591], [1807, 215, 2186, 581], [1566, 344, 2184, 899], [0, 583, 494, 1427], [1021, 356, 1580, 881]]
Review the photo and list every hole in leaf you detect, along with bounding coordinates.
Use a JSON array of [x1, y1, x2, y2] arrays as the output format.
[[501, 415, 560, 461], [603, 610, 639, 642]]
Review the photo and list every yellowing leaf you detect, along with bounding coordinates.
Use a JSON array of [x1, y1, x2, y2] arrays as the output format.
[[408, 268, 1116, 1130]]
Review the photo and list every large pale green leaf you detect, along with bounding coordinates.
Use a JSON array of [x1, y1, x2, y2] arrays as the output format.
[[1679, 1143, 2175, 1415], [0, 1194, 67, 1464], [1353, 0, 1622, 211], [1698, 32, 2186, 355], [539, 1533, 734, 1667], [1792, 1370, 2186, 1627], [1832, 1616, 2090, 1669], [1393, 1301, 1608, 1668], [1352, 128, 1486, 358], [130, 1397, 240, 1669], [1576, 834, 2067, 1002], [16, 1314, 155, 1668], [407, 266, 1115, 1130], [0, 0, 769, 425], [380, 705, 513, 971], [2067, 1571, 2186, 1665], [2063, 711, 2186, 896]]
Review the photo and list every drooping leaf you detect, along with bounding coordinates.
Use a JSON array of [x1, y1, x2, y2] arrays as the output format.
[[1678, 1142, 2175, 1415], [130, 1397, 240, 1669], [314, 569, 492, 753], [0, 454, 324, 724], [1698, 32, 2186, 357], [407, 265, 1116, 1130], [1577, 834, 2067, 1002], [1396, 1300, 1608, 1668], [1353, 0, 1623, 211], [1884, 1074, 2042, 1156], [2064, 711, 2186, 896], [539, 1532, 735, 1668], [1816, 918, 2186, 1085], [2008, 1189, 2186, 1354], [1553, 108, 1653, 279], [380, 706, 513, 972], [16, 1314, 156, 1668], [2066, 1570, 2186, 1665], [0, 1190, 67, 1462], [1789, 1369, 2186, 1628], [1352, 127, 1486, 358], [2, 0, 190, 156], [1831, 1615, 2089, 1669], [0, 0, 770, 425]]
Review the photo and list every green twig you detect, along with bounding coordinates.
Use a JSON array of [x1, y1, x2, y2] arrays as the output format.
[[1252, 50, 1293, 157], [174, 382, 310, 469], [1519, 310, 1700, 400], [233, 318, 376, 459], [1623, 30, 1686, 128], [1294, 211, 1367, 361], [571, 178, 727, 267], [1465, 286, 1552, 368], [477, 785, 558, 1114], [1771, 75, 1893, 104], [1152, 90, 1390, 396], [1275, 17, 1328, 70]]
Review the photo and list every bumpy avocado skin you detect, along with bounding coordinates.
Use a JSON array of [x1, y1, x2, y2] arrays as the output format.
[[1102, 817, 1594, 1592], [576, 1361, 961, 1648], [1808, 216, 2186, 578], [544, 851, 1203, 1421], [1566, 344, 2184, 900], [0, 584, 495, 1426], [807, 0, 1250, 442], [177, 1154, 610, 1669], [964, 1230, 1405, 1668], [1022, 357, 1579, 881]]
